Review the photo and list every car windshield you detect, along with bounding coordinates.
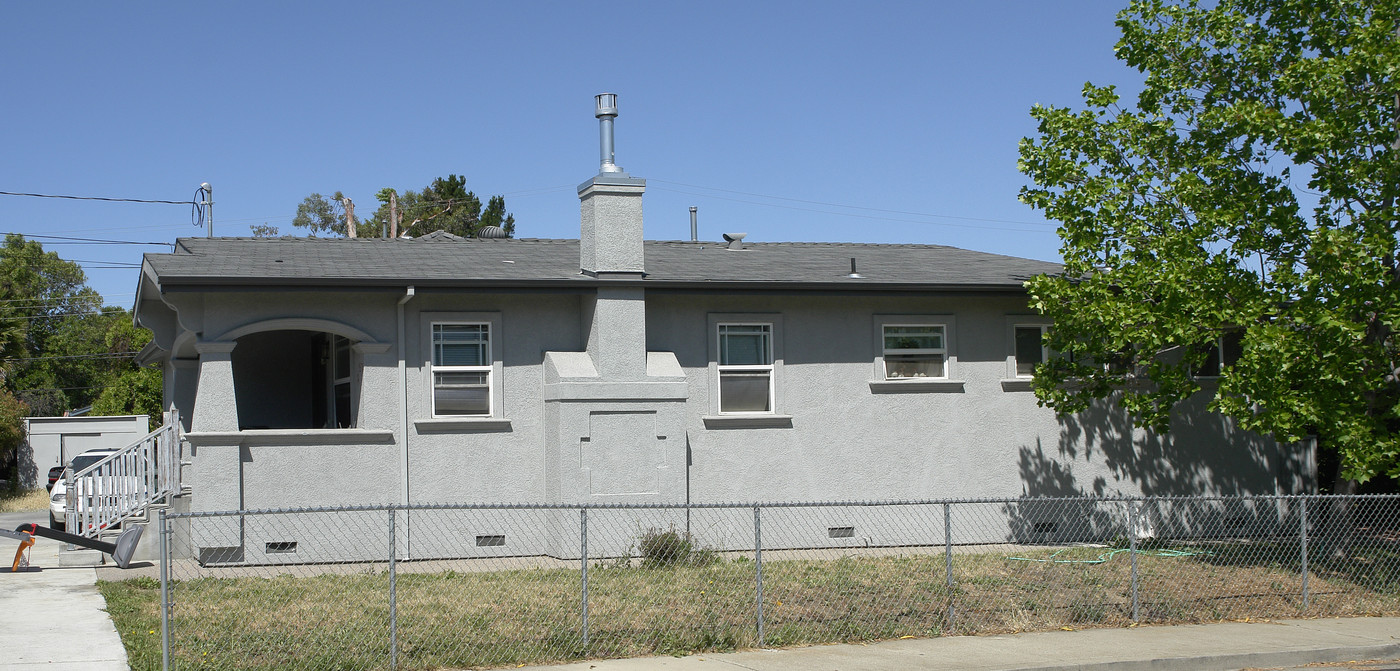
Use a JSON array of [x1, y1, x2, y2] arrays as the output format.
[[69, 453, 113, 473]]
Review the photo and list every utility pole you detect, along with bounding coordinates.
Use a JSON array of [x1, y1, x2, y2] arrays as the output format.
[[389, 191, 399, 238], [200, 183, 213, 238], [342, 197, 358, 238]]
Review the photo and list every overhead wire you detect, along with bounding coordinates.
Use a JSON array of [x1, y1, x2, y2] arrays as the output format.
[[0, 191, 191, 205], [1, 233, 174, 246], [4, 351, 139, 363]]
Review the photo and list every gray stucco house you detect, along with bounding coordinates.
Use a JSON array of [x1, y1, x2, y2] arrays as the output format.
[[133, 98, 1311, 562]]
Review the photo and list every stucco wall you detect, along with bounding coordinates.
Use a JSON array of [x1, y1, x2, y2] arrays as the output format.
[[643, 292, 1305, 503], [164, 286, 1309, 563]]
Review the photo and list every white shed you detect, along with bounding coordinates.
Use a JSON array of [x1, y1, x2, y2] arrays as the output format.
[[18, 415, 150, 488]]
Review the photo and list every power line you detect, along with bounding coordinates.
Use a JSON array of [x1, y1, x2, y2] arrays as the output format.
[[0, 191, 191, 205], [3, 233, 175, 246], [59, 259, 142, 267], [0, 309, 126, 323], [4, 351, 138, 363], [15, 385, 111, 393], [0, 293, 132, 307]]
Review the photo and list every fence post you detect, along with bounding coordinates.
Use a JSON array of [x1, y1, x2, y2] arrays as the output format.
[[944, 502, 954, 631], [1128, 500, 1140, 622], [389, 508, 397, 670], [754, 505, 764, 648], [159, 509, 171, 671], [1300, 497, 1309, 609], [580, 508, 589, 649]]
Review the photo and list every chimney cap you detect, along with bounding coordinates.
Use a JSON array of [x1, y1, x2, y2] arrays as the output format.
[[595, 93, 618, 118]]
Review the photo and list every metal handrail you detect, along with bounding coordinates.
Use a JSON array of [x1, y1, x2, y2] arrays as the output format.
[[65, 410, 181, 538]]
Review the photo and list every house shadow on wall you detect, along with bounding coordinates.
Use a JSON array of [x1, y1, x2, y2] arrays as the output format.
[[1006, 394, 1315, 545]]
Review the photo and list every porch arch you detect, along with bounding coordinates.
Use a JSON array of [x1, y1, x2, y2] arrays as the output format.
[[213, 317, 380, 345]]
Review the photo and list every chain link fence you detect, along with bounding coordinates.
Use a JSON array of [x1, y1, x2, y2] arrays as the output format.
[[155, 495, 1400, 670]]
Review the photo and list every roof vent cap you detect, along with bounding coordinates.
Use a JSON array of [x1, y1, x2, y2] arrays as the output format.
[[595, 93, 623, 174], [477, 226, 508, 239], [722, 232, 747, 250]]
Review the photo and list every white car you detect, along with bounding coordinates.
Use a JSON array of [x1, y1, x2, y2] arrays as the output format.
[[49, 448, 121, 531]]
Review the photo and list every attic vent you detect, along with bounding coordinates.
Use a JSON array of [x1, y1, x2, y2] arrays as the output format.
[[477, 226, 507, 239], [722, 232, 747, 250]]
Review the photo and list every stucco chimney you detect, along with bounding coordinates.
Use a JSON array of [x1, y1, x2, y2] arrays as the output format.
[[579, 93, 646, 277]]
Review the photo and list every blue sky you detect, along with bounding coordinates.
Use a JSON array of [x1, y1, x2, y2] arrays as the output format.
[[0, 1, 1142, 307]]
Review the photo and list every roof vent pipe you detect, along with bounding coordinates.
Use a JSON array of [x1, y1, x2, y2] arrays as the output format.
[[848, 258, 863, 278], [595, 93, 623, 174], [689, 207, 698, 242], [722, 232, 747, 250]]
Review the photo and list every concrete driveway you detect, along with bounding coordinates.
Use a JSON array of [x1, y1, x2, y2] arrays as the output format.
[[0, 510, 130, 670]]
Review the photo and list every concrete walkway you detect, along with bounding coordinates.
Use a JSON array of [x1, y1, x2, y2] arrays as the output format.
[[0, 511, 130, 671], [522, 617, 1400, 671]]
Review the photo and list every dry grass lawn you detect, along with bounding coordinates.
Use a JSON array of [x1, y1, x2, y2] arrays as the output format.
[[99, 540, 1400, 671], [0, 487, 48, 513]]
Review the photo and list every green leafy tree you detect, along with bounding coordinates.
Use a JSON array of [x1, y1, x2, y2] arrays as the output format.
[[0, 389, 26, 489], [91, 316, 163, 426], [1018, 0, 1399, 487], [291, 192, 348, 236], [0, 234, 124, 414], [294, 176, 515, 239]]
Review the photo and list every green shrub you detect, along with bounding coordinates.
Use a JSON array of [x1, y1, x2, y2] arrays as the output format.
[[637, 527, 716, 568]]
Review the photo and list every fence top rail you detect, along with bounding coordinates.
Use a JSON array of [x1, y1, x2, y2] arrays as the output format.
[[163, 493, 1400, 520]]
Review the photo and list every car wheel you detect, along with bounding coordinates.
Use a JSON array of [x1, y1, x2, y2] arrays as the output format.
[[49, 513, 64, 532]]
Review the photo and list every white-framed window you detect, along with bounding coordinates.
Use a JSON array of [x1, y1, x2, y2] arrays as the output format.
[[716, 323, 774, 413], [1013, 324, 1050, 378], [329, 335, 354, 427], [1195, 331, 1243, 378], [431, 322, 492, 417], [871, 315, 958, 388], [882, 324, 947, 379]]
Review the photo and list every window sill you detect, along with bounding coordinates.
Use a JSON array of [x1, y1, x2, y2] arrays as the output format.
[[1000, 378, 1035, 392], [414, 418, 513, 433], [702, 414, 794, 429], [185, 429, 396, 446], [868, 379, 965, 394]]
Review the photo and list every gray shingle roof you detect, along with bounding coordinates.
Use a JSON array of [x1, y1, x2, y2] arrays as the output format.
[[144, 236, 1061, 291]]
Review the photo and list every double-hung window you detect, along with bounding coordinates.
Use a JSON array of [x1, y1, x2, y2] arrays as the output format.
[[717, 323, 773, 413], [882, 324, 947, 379], [1013, 325, 1050, 378], [431, 323, 492, 416], [1195, 331, 1243, 378]]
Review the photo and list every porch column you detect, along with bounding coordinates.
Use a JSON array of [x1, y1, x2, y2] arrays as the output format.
[[191, 341, 239, 432], [169, 358, 199, 433]]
